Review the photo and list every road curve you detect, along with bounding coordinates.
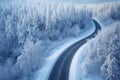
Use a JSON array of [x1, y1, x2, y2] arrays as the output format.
[[48, 19, 101, 80]]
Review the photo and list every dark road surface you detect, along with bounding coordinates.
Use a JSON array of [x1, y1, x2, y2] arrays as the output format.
[[48, 19, 101, 80]]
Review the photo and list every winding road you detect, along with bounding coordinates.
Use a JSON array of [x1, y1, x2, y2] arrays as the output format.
[[48, 19, 101, 80]]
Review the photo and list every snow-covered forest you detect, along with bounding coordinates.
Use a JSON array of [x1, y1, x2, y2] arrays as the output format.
[[0, 1, 120, 80], [0, 2, 92, 80], [80, 21, 120, 80], [91, 2, 120, 25], [79, 2, 120, 80]]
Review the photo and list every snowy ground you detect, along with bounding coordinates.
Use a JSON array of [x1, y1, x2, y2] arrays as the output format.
[[69, 42, 102, 80], [33, 21, 95, 80]]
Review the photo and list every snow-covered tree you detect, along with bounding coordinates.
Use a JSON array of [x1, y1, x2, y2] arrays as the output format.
[[80, 21, 120, 80], [101, 22, 120, 80]]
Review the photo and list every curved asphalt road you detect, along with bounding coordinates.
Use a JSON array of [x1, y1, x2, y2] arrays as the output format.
[[48, 19, 101, 80]]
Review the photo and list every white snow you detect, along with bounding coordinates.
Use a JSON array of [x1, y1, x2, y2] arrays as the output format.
[[69, 42, 102, 80], [69, 43, 87, 80], [33, 21, 95, 80]]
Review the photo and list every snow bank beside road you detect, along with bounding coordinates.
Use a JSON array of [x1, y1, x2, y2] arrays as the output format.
[[69, 42, 102, 80]]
